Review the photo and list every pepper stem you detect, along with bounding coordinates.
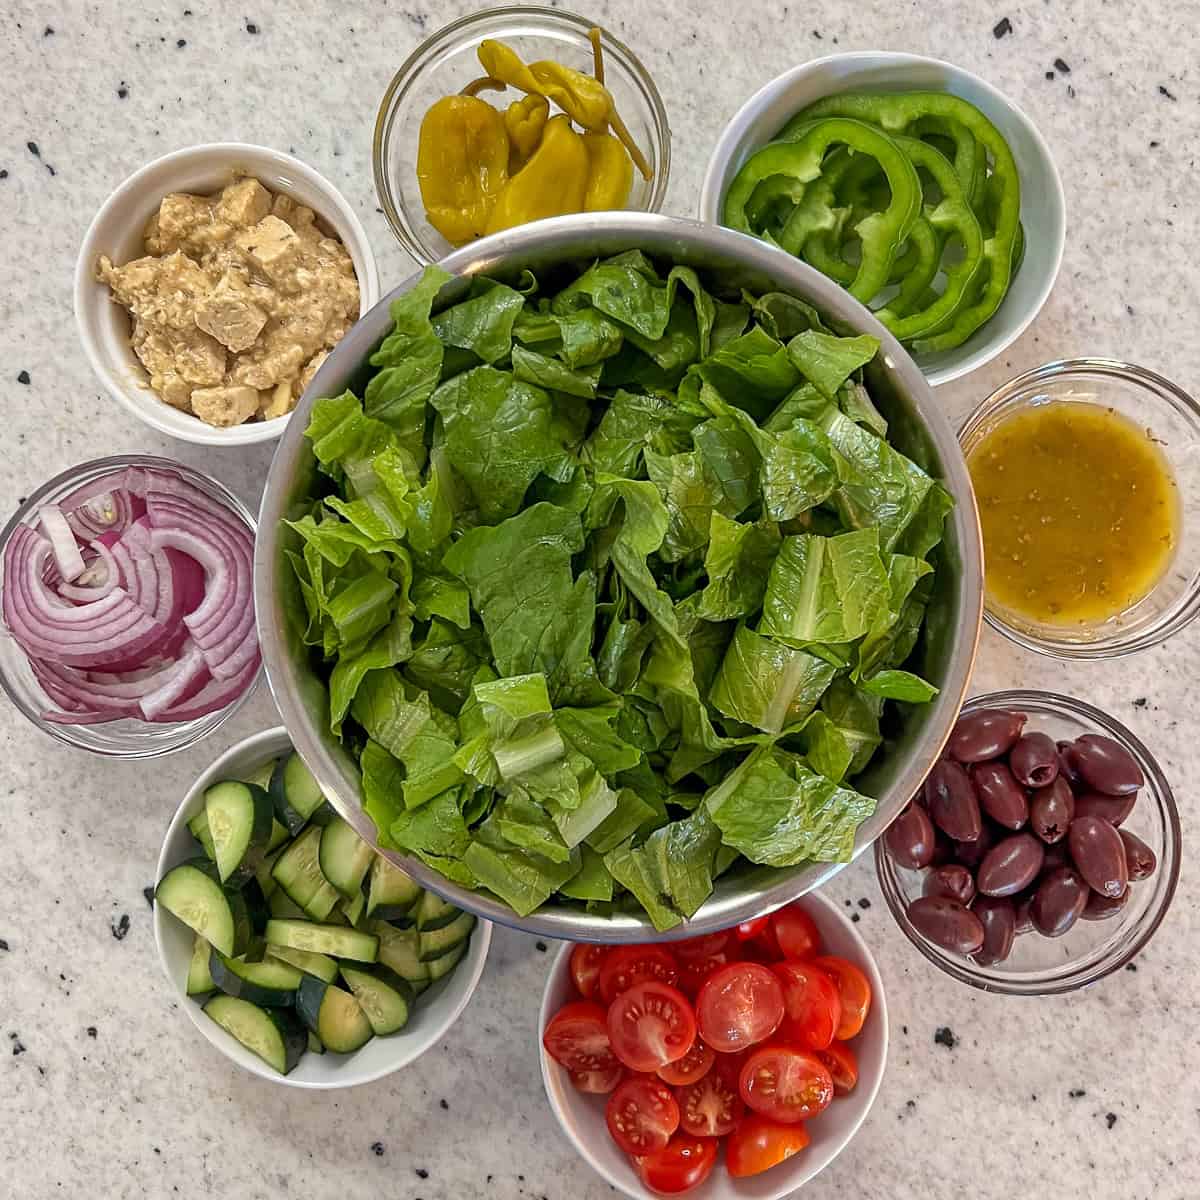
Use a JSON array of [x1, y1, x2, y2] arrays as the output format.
[[589, 27, 605, 85], [460, 75, 507, 97], [607, 107, 653, 181]]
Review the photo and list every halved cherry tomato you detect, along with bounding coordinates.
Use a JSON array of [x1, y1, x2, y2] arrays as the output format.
[[676, 951, 731, 999], [735, 916, 770, 940], [712, 1050, 748, 1089], [814, 955, 872, 1041], [814, 1040, 858, 1094], [772, 960, 842, 1051], [543, 1001, 618, 1073], [772, 904, 821, 960], [695, 962, 784, 1053], [569, 1062, 624, 1093], [599, 945, 680, 1005], [607, 981, 697, 1073], [633, 1134, 719, 1194], [570, 943, 608, 1001], [672, 931, 731, 961], [725, 1114, 811, 1178], [605, 1075, 680, 1155], [656, 1036, 714, 1086], [738, 1044, 834, 1123], [674, 1068, 744, 1138]]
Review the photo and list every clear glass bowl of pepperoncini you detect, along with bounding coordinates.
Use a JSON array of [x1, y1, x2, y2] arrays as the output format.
[[374, 6, 670, 264], [960, 359, 1200, 658]]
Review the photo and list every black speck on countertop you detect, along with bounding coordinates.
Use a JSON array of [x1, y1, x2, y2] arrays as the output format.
[[118, 84, 129, 99], [905, 1098, 916, 1109], [111, 913, 131, 940], [370, 1142, 384, 1156], [1067, 85, 1076, 99], [176, 38, 187, 48], [934, 1026, 957, 1049], [1126, 962, 1138, 972], [143, 886, 155, 908], [1105, 1112, 1118, 1128], [1149, 141, 1160, 148], [26, 141, 40, 157], [850, 913, 860, 923], [12, 1038, 26, 1056], [901, 1024, 908, 1035], [415, 1168, 429, 1179], [0, 938, 9, 952], [439, 1098, 449, 1110], [1133, 696, 1148, 707], [246, 21, 259, 33], [17, 371, 31, 384], [1054, 57, 1071, 73], [0, 170, 7, 179], [44, 25, 54, 36], [857, 897, 871, 909], [1045, 70, 1055, 80], [1069, 1088, 1086, 1098], [86, 1027, 97, 1039], [535, 941, 547, 952], [993, 16, 1012, 38], [518, 1176, 525, 1183], [1159, 84, 1177, 100]]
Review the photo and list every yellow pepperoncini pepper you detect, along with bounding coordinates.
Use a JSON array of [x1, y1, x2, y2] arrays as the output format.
[[416, 94, 510, 245], [485, 115, 589, 235], [504, 94, 550, 170], [582, 131, 633, 211]]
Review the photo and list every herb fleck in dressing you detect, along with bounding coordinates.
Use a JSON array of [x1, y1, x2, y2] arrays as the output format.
[[968, 403, 1179, 625]]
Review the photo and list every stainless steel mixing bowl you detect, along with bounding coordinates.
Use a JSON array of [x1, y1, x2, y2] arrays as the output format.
[[254, 212, 983, 942]]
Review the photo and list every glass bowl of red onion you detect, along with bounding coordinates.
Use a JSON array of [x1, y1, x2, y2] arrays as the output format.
[[0, 454, 261, 757]]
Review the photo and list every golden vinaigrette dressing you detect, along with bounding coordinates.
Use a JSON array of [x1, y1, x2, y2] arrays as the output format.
[[967, 402, 1180, 626]]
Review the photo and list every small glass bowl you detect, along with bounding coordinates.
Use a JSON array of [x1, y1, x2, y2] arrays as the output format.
[[0, 455, 260, 758], [373, 5, 671, 264], [960, 358, 1200, 658], [875, 690, 1181, 996]]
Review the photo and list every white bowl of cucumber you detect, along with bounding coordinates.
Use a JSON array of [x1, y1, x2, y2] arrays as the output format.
[[153, 726, 491, 1088]]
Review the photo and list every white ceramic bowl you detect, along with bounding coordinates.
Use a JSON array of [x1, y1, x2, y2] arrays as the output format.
[[539, 890, 888, 1199], [699, 52, 1066, 387], [75, 143, 381, 446], [153, 726, 491, 1088]]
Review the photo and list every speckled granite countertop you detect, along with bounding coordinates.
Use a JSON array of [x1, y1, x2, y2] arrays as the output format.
[[1, 1, 1198, 1197]]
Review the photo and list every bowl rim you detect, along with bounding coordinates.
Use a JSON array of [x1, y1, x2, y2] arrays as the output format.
[[152, 724, 493, 1088], [537, 888, 889, 1199], [74, 140, 382, 447], [254, 210, 984, 942], [874, 688, 1182, 996], [959, 356, 1200, 658], [696, 49, 1067, 388], [371, 3, 673, 263]]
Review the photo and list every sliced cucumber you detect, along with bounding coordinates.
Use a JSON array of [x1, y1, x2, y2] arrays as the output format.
[[318, 816, 374, 899], [243, 878, 271, 936], [271, 826, 326, 909], [186, 933, 214, 995], [373, 922, 431, 988], [415, 890, 461, 932], [307, 1030, 326, 1055], [340, 964, 413, 1035], [270, 751, 335, 834], [266, 818, 290, 854], [243, 758, 278, 792], [295, 976, 373, 1053], [187, 810, 217, 861], [268, 945, 339, 984], [203, 994, 306, 1075], [340, 888, 366, 928], [419, 910, 475, 962], [265, 919, 379, 963], [366, 855, 421, 920], [210, 950, 301, 1007], [254, 845, 283, 899], [427, 939, 468, 981], [156, 858, 251, 957], [305, 880, 342, 923], [268, 888, 307, 920], [205, 780, 274, 886], [411, 978, 431, 997]]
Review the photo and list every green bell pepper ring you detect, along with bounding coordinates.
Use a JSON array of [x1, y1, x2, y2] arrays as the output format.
[[724, 117, 921, 304]]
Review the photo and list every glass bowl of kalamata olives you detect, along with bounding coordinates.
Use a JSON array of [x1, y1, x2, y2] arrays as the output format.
[[875, 690, 1180, 995]]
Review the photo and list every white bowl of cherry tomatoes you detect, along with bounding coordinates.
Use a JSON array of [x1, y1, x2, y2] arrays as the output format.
[[539, 893, 887, 1198]]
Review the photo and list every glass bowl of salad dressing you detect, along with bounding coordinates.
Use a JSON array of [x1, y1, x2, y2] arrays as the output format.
[[960, 358, 1200, 657]]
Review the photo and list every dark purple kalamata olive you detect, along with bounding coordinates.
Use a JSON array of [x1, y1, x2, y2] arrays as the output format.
[[1057, 741, 1084, 790], [977, 833, 1045, 897], [1042, 843, 1069, 872], [1013, 889, 1036, 935], [924, 759, 982, 842], [1068, 815, 1129, 899], [971, 760, 1029, 830], [1031, 867, 1089, 937], [1073, 790, 1137, 827], [923, 864, 976, 906], [1070, 734, 1144, 796], [1009, 731, 1059, 788], [907, 896, 986, 956], [972, 896, 1017, 966], [953, 821, 998, 869], [885, 803, 936, 870], [947, 709, 1026, 763], [1119, 828, 1157, 881], [930, 830, 955, 867], [1082, 888, 1130, 922], [1030, 777, 1075, 844]]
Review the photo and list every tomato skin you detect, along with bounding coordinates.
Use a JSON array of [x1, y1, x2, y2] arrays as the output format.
[[772, 904, 822, 960], [605, 1076, 680, 1155], [674, 1068, 744, 1138], [570, 943, 608, 1001], [543, 1001, 618, 1073], [599, 945, 680, 1005], [672, 932, 732, 961], [675, 951, 730, 999], [695, 962, 785, 1053], [656, 1036, 715, 1086], [814, 1040, 858, 1095], [607, 981, 698, 1073], [712, 1049, 748, 1089], [725, 1114, 810, 1178], [735, 916, 769, 940], [633, 1134, 719, 1195], [772, 960, 842, 1051], [738, 1044, 834, 1123], [813, 955, 872, 1041], [569, 1062, 623, 1093]]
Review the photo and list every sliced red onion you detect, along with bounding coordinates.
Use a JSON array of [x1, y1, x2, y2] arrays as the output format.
[[57, 540, 118, 602], [39, 504, 85, 582], [147, 648, 259, 723], [65, 489, 136, 541]]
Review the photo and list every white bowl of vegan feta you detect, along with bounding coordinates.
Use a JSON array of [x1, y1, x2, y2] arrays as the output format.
[[254, 212, 984, 941], [0, 455, 260, 756], [75, 142, 381, 446]]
